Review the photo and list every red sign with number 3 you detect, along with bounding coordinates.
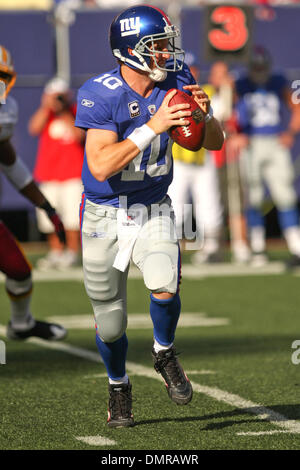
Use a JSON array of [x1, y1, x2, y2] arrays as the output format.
[[208, 6, 249, 51]]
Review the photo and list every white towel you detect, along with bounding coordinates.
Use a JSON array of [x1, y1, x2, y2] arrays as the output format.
[[113, 205, 148, 272]]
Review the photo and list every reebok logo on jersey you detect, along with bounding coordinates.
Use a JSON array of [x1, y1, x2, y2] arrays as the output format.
[[120, 17, 141, 37], [89, 231, 106, 238], [81, 98, 94, 108], [128, 101, 140, 118]]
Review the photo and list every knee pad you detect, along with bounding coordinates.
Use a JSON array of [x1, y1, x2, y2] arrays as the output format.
[[271, 186, 297, 210], [92, 298, 127, 343], [83, 257, 122, 301], [143, 252, 177, 293], [0, 222, 32, 281], [6, 275, 32, 299], [248, 185, 264, 209]]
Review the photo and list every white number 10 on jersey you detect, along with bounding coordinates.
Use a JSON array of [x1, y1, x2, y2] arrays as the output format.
[[121, 136, 172, 181]]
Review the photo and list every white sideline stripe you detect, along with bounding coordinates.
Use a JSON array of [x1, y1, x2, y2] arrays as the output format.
[[0, 261, 286, 284], [181, 262, 285, 278], [76, 436, 117, 446], [83, 370, 216, 379], [1, 325, 300, 435], [0, 325, 103, 363], [237, 431, 293, 436], [190, 383, 300, 434], [46, 313, 229, 330]]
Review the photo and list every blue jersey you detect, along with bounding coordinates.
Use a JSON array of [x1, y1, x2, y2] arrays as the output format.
[[235, 74, 287, 136], [75, 64, 195, 207]]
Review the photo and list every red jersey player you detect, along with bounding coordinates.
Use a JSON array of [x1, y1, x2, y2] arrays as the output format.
[[0, 45, 67, 341]]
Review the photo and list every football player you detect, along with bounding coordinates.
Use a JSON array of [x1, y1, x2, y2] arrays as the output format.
[[232, 46, 300, 267], [0, 45, 67, 341], [75, 5, 223, 427]]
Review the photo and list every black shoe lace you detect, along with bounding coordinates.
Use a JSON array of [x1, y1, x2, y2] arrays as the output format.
[[109, 387, 132, 419], [154, 349, 184, 386]]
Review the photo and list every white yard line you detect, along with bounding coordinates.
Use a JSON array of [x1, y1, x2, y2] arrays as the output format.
[[1, 325, 300, 436], [45, 313, 229, 330], [190, 383, 300, 434], [237, 431, 293, 436], [83, 370, 216, 380], [76, 436, 117, 446], [181, 262, 285, 278], [0, 261, 286, 284]]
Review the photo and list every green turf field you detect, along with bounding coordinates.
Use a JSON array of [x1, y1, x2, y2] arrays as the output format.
[[1, 255, 300, 450]]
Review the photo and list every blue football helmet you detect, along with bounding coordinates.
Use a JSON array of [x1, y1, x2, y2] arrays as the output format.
[[109, 5, 185, 82]]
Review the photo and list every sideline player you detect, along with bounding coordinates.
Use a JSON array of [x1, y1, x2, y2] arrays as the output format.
[[233, 46, 300, 267], [75, 5, 224, 427], [0, 45, 67, 341]]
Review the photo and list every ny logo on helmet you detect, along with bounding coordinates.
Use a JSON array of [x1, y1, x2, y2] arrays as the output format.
[[120, 17, 141, 37]]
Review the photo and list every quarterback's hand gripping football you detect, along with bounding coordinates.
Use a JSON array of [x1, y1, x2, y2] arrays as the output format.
[[147, 89, 191, 135], [183, 84, 210, 115]]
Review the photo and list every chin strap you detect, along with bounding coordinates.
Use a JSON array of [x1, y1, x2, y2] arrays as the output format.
[[131, 50, 167, 82], [148, 68, 167, 82], [113, 48, 167, 82]]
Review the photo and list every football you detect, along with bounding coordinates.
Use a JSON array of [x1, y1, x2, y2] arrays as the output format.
[[166, 88, 206, 151]]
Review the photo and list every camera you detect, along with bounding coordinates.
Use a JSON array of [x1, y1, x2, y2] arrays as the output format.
[[56, 94, 68, 105]]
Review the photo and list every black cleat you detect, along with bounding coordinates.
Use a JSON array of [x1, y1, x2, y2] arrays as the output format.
[[107, 382, 134, 428], [7, 320, 67, 341], [152, 346, 193, 405], [286, 254, 300, 271]]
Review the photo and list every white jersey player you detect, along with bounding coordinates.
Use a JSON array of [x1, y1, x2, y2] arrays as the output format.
[[234, 46, 300, 267], [0, 44, 67, 341]]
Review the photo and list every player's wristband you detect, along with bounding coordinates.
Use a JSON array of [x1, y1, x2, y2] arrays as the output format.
[[205, 106, 214, 123], [127, 124, 157, 151], [0, 156, 33, 190]]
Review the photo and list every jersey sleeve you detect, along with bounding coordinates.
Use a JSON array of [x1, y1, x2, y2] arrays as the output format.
[[75, 87, 118, 133], [0, 96, 18, 141], [0, 123, 14, 141]]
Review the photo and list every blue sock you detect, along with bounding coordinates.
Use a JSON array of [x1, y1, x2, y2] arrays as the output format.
[[95, 333, 128, 380], [277, 208, 299, 230], [246, 207, 264, 228], [150, 292, 181, 346]]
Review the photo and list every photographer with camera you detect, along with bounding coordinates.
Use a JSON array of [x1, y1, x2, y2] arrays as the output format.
[[29, 77, 85, 269]]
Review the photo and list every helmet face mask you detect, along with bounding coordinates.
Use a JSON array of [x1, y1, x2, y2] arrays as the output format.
[[110, 5, 185, 81], [0, 45, 17, 100], [135, 28, 184, 73]]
